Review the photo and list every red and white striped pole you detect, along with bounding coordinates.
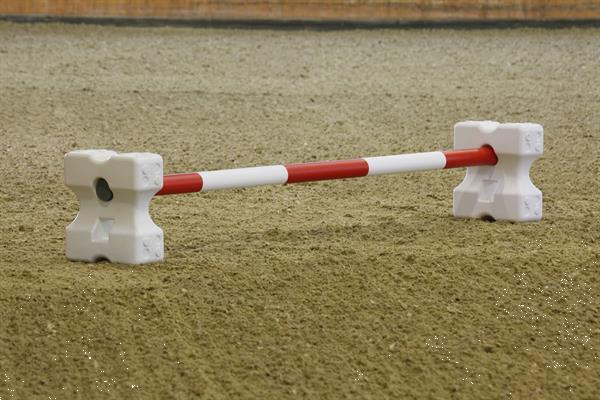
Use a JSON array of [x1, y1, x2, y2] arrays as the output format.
[[156, 146, 497, 196]]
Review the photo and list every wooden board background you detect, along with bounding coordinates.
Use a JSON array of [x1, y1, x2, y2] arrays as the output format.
[[1, 1, 599, 22]]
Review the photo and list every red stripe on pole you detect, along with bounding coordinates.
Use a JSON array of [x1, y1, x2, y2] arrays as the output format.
[[443, 146, 498, 169], [156, 173, 203, 195], [285, 159, 369, 184]]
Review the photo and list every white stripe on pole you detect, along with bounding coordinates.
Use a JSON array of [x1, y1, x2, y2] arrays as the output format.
[[199, 165, 288, 191], [363, 151, 446, 176]]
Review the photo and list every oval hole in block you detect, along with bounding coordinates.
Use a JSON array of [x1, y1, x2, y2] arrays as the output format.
[[95, 178, 114, 202]]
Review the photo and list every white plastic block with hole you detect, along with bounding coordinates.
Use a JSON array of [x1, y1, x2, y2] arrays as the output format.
[[453, 121, 543, 222], [65, 150, 164, 264]]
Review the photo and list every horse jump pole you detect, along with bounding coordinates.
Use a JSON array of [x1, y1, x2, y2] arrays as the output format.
[[154, 146, 497, 196], [64, 121, 543, 264]]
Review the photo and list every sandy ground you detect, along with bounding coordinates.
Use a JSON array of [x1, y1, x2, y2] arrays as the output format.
[[0, 22, 599, 399]]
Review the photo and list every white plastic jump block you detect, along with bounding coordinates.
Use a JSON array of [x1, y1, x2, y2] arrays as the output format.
[[452, 121, 543, 222], [64, 150, 164, 264]]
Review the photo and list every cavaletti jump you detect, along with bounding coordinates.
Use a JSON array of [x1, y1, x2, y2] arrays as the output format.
[[64, 121, 543, 264]]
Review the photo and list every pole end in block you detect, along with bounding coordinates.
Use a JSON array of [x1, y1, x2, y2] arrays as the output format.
[[453, 121, 543, 222], [64, 150, 164, 264]]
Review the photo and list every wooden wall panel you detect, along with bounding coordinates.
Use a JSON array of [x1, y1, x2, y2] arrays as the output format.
[[0, 1, 598, 22]]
